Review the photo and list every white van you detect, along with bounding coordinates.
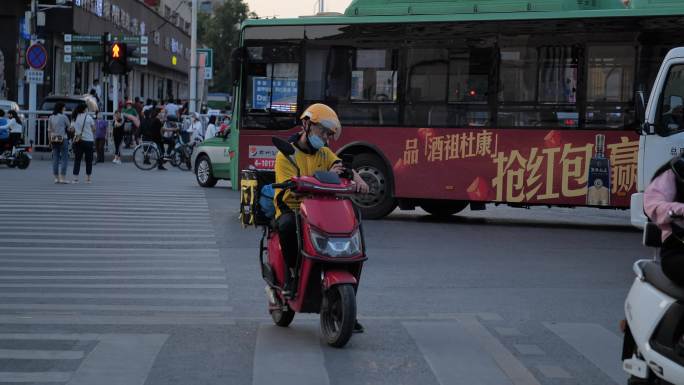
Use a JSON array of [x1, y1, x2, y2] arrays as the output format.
[[632, 48, 684, 228]]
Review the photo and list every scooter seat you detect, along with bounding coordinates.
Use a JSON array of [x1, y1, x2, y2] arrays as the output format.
[[642, 261, 684, 300]]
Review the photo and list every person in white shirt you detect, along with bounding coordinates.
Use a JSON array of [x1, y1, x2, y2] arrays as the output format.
[[165, 100, 179, 122], [6, 110, 23, 149], [204, 115, 218, 140], [187, 112, 204, 143]]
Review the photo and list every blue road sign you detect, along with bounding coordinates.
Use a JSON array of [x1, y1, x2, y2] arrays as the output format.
[[26, 43, 48, 70]]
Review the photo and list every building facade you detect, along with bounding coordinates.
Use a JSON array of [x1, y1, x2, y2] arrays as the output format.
[[1, 0, 191, 109]]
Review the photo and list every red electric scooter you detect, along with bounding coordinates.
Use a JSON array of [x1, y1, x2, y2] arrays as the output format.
[[259, 137, 366, 348]]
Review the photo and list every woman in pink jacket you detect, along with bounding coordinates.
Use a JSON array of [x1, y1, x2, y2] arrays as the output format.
[[644, 157, 684, 286]]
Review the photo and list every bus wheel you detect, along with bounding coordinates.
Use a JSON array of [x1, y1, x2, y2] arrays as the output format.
[[420, 200, 468, 217], [351, 153, 396, 219]]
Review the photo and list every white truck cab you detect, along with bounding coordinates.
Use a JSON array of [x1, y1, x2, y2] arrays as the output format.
[[632, 47, 684, 228]]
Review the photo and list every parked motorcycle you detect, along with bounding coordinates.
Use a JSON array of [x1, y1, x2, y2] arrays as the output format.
[[257, 137, 366, 348], [622, 218, 684, 384]]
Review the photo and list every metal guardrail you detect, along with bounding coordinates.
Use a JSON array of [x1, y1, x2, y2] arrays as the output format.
[[16, 110, 227, 151]]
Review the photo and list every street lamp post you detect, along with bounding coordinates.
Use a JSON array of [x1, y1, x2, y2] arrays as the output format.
[[189, 0, 198, 113]]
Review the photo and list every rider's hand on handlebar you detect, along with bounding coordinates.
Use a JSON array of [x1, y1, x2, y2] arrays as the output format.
[[352, 172, 370, 194], [330, 163, 344, 175]]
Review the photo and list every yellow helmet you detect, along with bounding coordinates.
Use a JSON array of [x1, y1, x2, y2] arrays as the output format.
[[300, 103, 342, 140]]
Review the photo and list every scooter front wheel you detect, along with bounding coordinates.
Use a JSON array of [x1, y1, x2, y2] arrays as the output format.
[[269, 296, 295, 327], [321, 284, 356, 348]]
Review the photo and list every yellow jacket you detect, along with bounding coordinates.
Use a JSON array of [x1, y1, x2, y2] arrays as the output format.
[[274, 143, 340, 218]]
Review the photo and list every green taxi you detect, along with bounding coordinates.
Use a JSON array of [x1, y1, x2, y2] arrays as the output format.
[[192, 134, 232, 187]]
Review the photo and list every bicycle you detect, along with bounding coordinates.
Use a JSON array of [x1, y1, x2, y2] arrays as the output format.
[[167, 132, 193, 171], [132, 141, 162, 170]]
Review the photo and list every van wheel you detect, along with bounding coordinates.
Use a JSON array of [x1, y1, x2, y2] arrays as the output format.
[[195, 155, 218, 187], [351, 154, 396, 219], [420, 200, 468, 217]]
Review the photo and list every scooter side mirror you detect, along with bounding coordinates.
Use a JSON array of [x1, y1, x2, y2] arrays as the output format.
[[272, 137, 295, 156], [272, 136, 300, 176]]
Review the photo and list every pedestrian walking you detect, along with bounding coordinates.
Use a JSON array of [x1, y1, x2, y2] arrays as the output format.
[[47, 102, 71, 184], [122, 100, 139, 147], [94, 112, 108, 164], [71, 103, 95, 184], [112, 110, 124, 164], [141, 108, 167, 170]]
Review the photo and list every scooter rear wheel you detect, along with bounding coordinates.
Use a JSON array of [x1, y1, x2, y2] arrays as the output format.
[[321, 284, 356, 348], [15, 154, 30, 169]]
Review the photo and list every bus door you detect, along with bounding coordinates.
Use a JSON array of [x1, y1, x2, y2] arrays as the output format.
[[634, 58, 684, 226]]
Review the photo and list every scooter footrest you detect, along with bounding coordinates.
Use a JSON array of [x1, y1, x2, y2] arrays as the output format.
[[623, 357, 648, 379]]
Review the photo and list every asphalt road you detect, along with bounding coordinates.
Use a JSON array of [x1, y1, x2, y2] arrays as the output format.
[[0, 160, 643, 385]]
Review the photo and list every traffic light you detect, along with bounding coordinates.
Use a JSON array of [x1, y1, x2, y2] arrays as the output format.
[[105, 42, 127, 75]]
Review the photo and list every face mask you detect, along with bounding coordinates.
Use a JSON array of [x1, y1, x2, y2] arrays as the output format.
[[307, 132, 325, 150]]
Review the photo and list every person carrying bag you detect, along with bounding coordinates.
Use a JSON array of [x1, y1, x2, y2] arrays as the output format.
[[71, 103, 95, 184], [48, 102, 71, 184]]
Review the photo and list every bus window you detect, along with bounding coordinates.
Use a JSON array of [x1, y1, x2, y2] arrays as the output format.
[[304, 48, 328, 103], [657, 64, 684, 136], [243, 46, 300, 129], [538, 46, 578, 104], [498, 47, 537, 127], [585, 45, 635, 130], [449, 48, 490, 104], [499, 47, 537, 103], [406, 48, 448, 102], [328, 47, 399, 126], [351, 49, 398, 102], [404, 48, 448, 126]]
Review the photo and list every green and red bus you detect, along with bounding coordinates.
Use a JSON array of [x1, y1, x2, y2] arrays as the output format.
[[214, 0, 684, 219]]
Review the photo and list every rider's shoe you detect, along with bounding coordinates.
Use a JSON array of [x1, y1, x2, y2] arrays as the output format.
[[157, 165, 167, 171], [353, 321, 364, 333], [282, 272, 295, 298]]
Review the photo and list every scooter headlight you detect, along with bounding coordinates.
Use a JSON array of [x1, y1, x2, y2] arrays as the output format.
[[309, 228, 362, 258]]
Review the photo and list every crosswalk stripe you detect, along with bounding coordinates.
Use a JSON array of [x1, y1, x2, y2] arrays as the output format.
[[57, 334, 169, 385], [0, 371, 72, 382], [0, 247, 220, 255], [0, 315, 236, 325], [0, 207, 209, 214], [0, 275, 226, 280], [0, 349, 85, 359], [0, 283, 228, 288], [405, 320, 523, 385], [0, 259, 221, 265], [2, 239, 215, 246], [0, 293, 228, 300], [0, 233, 215, 239], [0, 226, 211, 233], [0, 304, 233, 312], [544, 322, 626, 385], [0, 267, 223, 272], [253, 324, 330, 385]]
